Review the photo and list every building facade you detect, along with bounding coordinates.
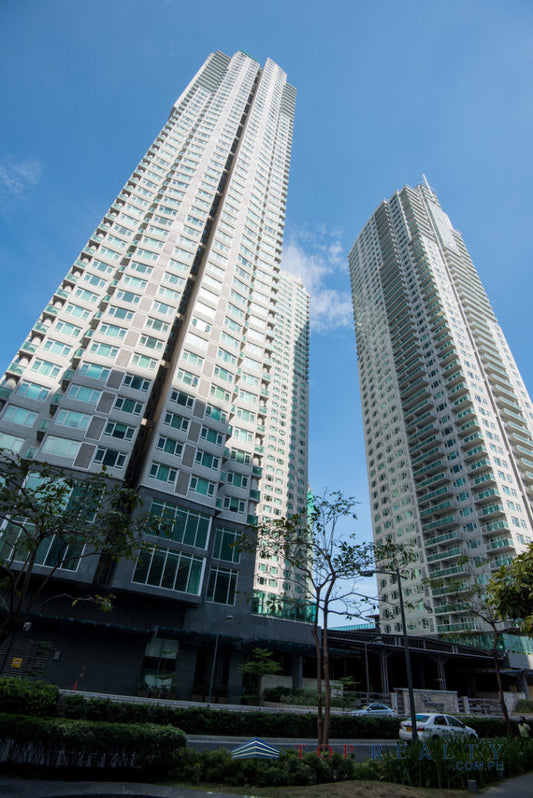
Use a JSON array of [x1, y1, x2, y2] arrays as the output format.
[[349, 181, 533, 638], [0, 50, 311, 697]]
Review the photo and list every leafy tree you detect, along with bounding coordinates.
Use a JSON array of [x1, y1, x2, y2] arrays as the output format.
[[488, 543, 533, 634], [427, 570, 516, 735], [239, 647, 282, 696], [248, 491, 376, 747], [0, 451, 148, 649]]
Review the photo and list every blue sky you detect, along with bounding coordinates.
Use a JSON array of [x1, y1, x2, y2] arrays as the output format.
[[1, 0, 532, 559]]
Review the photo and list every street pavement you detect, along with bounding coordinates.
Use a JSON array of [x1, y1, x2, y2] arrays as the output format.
[[1, 772, 533, 797]]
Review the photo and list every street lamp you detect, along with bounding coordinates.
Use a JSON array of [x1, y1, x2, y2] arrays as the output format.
[[362, 568, 418, 742], [207, 615, 233, 704]]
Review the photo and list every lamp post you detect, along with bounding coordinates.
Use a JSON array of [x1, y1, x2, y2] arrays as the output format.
[[207, 615, 233, 704], [362, 568, 418, 742]]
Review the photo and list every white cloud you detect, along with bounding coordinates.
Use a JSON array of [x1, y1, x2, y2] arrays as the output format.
[[280, 227, 353, 333], [0, 157, 42, 212]]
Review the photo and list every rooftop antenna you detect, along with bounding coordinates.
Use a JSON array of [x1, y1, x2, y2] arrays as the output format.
[[422, 173, 432, 191]]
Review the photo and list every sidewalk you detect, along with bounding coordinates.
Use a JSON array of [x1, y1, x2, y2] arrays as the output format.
[[482, 770, 533, 796]]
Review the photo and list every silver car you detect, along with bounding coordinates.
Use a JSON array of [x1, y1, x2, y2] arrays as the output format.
[[399, 713, 478, 742], [349, 702, 397, 716]]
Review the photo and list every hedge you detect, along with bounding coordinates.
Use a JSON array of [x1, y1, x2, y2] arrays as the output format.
[[0, 677, 59, 717], [0, 678, 522, 740], [0, 713, 186, 780]]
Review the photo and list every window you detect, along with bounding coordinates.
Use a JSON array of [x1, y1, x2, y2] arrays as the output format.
[[100, 323, 126, 339], [0, 433, 24, 452], [56, 409, 91, 430], [78, 362, 110, 381], [83, 273, 106, 289], [89, 342, 119, 358], [201, 427, 223, 446], [108, 306, 133, 321], [182, 350, 204, 367], [195, 450, 220, 470], [133, 546, 204, 595], [213, 527, 240, 563], [30, 360, 61, 378], [0, 524, 82, 571], [114, 396, 142, 416], [214, 365, 233, 383], [16, 381, 49, 401], [205, 404, 227, 423], [217, 348, 237, 366], [152, 300, 173, 315], [104, 421, 135, 440], [148, 500, 211, 548], [43, 339, 72, 357], [3, 406, 37, 427], [170, 389, 193, 407], [207, 567, 237, 604], [189, 476, 215, 496], [115, 289, 141, 304], [164, 411, 189, 431], [68, 385, 101, 404], [146, 317, 169, 333], [123, 275, 147, 289], [123, 374, 151, 391], [149, 462, 178, 483], [131, 354, 158, 370], [156, 436, 182, 456], [176, 369, 198, 387], [223, 496, 245, 513], [140, 334, 164, 351], [42, 436, 81, 459], [210, 385, 230, 403], [94, 448, 126, 468], [75, 288, 99, 303], [226, 472, 248, 488]]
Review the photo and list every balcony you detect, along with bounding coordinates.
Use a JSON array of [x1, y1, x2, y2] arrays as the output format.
[[426, 546, 464, 563], [425, 530, 459, 548]]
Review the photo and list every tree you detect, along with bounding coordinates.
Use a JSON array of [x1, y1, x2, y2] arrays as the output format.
[[239, 647, 282, 697], [248, 491, 376, 748], [488, 543, 533, 634], [426, 571, 516, 735], [0, 451, 148, 650]]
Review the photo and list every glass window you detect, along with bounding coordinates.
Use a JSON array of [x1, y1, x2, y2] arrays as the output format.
[[213, 528, 240, 563], [207, 567, 237, 604]]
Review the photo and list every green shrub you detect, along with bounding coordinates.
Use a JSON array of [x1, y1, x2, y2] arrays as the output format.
[[0, 713, 186, 780], [0, 677, 59, 717], [379, 737, 533, 791]]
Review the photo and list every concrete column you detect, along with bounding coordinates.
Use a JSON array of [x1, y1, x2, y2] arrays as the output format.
[[227, 648, 245, 703], [174, 645, 198, 700], [516, 670, 529, 698], [380, 650, 389, 694], [436, 656, 447, 692], [291, 653, 303, 690]]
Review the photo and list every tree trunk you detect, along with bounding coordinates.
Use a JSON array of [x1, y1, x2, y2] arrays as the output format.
[[493, 642, 513, 736], [311, 621, 324, 746], [322, 624, 331, 747]]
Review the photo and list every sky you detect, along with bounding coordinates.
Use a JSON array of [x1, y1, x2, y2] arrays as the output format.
[[1, 0, 532, 571]]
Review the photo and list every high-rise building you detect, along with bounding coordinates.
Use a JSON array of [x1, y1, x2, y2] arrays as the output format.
[[349, 181, 533, 638], [0, 51, 311, 696]]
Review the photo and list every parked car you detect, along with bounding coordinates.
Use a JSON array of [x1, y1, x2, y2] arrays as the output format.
[[399, 713, 478, 742], [349, 702, 397, 716]]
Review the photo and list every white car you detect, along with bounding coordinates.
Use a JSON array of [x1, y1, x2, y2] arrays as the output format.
[[399, 713, 478, 742], [349, 702, 397, 717]]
